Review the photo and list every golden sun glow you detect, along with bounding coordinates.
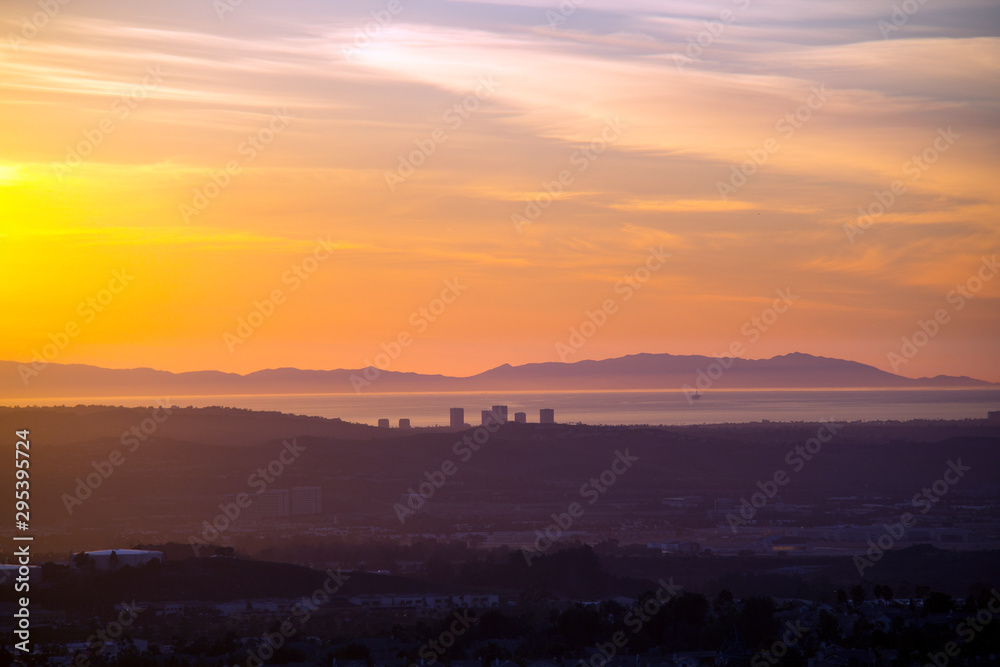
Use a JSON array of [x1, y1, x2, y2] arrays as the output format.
[[0, 1, 997, 382], [0, 165, 24, 185]]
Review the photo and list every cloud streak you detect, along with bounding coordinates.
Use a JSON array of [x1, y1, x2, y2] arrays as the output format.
[[0, 0, 997, 380]]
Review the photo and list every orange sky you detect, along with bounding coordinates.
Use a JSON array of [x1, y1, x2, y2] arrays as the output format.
[[1, 0, 998, 382]]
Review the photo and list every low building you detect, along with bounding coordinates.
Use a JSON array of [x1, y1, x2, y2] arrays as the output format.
[[661, 496, 702, 510], [452, 593, 500, 609], [398, 418, 411, 429], [648, 541, 700, 555], [378, 418, 390, 428], [349, 593, 499, 610], [514, 412, 527, 424], [164, 602, 186, 616]]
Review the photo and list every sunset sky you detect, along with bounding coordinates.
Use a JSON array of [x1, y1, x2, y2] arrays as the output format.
[[2, 0, 998, 382]]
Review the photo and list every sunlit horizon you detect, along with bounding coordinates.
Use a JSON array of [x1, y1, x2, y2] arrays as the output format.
[[2, 0, 998, 382]]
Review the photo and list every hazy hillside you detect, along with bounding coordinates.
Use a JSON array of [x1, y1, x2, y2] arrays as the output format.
[[0, 404, 385, 447], [4, 406, 997, 554]]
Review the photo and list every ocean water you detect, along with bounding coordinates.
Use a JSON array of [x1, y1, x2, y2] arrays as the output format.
[[18, 388, 1000, 427]]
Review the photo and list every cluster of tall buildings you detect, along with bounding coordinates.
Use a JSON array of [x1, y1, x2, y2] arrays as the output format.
[[452, 405, 555, 428], [377, 406, 556, 429]]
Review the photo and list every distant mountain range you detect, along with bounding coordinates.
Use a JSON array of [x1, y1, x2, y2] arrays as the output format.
[[1, 352, 995, 399]]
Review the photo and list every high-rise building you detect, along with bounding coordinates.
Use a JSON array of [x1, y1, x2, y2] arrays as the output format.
[[450, 408, 465, 429], [399, 418, 411, 429], [539, 408, 555, 424], [514, 412, 527, 424], [481, 410, 494, 426], [291, 486, 322, 515], [378, 418, 390, 428], [491, 405, 508, 424]]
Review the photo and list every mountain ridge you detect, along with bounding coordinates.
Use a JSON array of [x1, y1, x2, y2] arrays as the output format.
[[1, 352, 995, 399]]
